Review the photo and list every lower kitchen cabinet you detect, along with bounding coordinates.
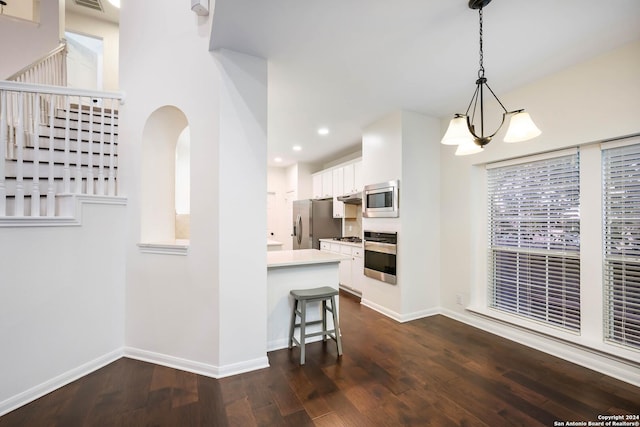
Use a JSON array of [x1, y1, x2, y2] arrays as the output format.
[[351, 247, 364, 293], [320, 240, 364, 295]]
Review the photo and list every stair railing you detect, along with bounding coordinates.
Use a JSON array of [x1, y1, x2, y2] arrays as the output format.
[[0, 81, 124, 217], [6, 42, 68, 87]]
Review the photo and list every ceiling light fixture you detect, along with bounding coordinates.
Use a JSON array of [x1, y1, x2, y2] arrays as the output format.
[[317, 128, 330, 136], [274, 157, 283, 163], [441, 0, 541, 156], [107, 0, 120, 8], [292, 145, 302, 151]]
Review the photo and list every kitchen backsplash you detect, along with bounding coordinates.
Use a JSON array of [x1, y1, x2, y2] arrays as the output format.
[[344, 209, 362, 238]]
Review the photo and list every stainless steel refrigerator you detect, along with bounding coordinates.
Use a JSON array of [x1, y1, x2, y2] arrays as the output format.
[[292, 199, 342, 249]]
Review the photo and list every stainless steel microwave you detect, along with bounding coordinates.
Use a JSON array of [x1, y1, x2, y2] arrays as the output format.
[[363, 180, 399, 218]]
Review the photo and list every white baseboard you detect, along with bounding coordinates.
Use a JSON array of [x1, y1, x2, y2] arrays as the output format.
[[0, 348, 123, 417], [360, 298, 439, 323], [440, 307, 640, 388], [123, 347, 269, 379]]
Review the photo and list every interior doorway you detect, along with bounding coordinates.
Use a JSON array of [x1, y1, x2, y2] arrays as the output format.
[[65, 31, 104, 91]]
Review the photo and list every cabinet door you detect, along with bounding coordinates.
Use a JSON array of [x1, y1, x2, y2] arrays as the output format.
[[322, 170, 333, 198], [338, 245, 353, 287], [332, 168, 344, 218], [353, 161, 363, 193], [320, 241, 331, 252], [312, 174, 322, 199], [351, 247, 364, 293], [343, 164, 355, 194], [333, 197, 344, 218]]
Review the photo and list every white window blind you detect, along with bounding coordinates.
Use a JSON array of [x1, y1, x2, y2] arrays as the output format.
[[487, 153, 581, 331], [602, 143, 640, 350]]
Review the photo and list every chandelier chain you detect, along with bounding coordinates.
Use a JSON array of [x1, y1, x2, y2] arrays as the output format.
[[478, 8, 484, 78]]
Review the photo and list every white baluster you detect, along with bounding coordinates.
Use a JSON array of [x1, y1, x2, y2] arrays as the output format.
[[0, 91, 7, 216], [63, 95, 71, 194], [86, 100, 94, 195], [108, 99, 117, 196], [14, 92, 25, 216], [7, 92, 15, 159], [74, 97, 83, 194], [30, 93, 41, 216], [97, 98, 106, 195], [47, 95, 56, 216]]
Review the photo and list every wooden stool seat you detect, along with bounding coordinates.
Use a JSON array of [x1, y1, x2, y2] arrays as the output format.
[[288, 286, 343, 365]]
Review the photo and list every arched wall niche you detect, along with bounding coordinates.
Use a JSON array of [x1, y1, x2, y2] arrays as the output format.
[[140, 105, 190, 244]]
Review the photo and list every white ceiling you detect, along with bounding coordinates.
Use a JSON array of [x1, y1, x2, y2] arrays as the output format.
[[211, 0, 640, 167]]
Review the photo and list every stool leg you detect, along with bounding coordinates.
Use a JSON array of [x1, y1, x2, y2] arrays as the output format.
[[330, 296, 343, 357], [288, 299, 297, 349], [322, 299, 328, 342], [300, 300, 307, 365]]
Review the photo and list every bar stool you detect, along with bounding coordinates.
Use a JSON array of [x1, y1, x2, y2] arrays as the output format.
[[288, 286, 343, 365]]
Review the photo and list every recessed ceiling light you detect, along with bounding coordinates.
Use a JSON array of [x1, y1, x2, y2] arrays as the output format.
[[274, 157, 283, 162], [317, 127, 329, 136], [292, 145, 302, 151], [108, 0, 120, 7]]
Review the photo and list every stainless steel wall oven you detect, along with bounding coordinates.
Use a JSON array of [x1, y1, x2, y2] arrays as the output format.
[[364, 231, 397, 284]]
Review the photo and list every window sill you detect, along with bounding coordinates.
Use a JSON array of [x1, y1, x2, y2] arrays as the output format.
[[137, 240, 189, 256]]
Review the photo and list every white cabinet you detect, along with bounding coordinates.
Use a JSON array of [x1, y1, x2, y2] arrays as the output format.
[[312, 173, 323, 199], [338, 244, 353, 288], [321, 170, 333, 198], [320, 240, 364, 295], [340, 160, 363, 195], [343, 163, 355, 194], [353, 160, 363, 193], [351, 247, 364, 293], [312, 158, 361, 200], [333, 168, 344, 218]]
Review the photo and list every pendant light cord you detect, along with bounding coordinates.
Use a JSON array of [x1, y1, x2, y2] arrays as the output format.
[[478, 7, 485, 79]]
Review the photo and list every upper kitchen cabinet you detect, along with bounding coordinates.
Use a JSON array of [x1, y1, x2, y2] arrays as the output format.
[[312, 170, 333, 199], [342, 160, 363, 195], [312, 173, 322, 199], [333, 168, 344, 218]]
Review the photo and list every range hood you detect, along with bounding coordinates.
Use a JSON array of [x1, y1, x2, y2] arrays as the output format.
[[337, 192, 362, 204]]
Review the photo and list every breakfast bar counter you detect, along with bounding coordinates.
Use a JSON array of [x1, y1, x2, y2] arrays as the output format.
[[267, 249, 349, 350]]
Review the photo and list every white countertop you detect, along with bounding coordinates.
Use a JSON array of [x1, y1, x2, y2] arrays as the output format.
[[267, 249, 350, 268], [267, 238, 283, 246]]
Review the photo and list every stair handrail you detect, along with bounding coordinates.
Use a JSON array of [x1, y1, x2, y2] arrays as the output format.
[[6, 41, 68, 86], [1, 81, 124, 218], [0, 80, 124, 101]]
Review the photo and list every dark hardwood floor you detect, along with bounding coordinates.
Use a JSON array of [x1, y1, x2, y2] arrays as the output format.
[[2, 291, 639, 426]]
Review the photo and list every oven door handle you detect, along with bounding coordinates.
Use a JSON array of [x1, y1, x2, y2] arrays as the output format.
[[365, 241, 397, 255]]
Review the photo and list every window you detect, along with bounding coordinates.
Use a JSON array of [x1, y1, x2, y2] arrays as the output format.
[[602, 143, 640, 350], [487, 152, 581, 331]]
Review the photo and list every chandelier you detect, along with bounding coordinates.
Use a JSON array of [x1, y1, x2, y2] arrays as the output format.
[[441, 0, 541, 155]]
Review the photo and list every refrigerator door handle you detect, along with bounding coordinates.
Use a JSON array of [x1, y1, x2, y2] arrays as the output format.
[[297, 215, 303, 245]]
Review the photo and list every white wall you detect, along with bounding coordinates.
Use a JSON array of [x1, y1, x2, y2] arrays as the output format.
[[0, 0, 62, 79], [361, 111, 441, 321], [65, 10, 119, 92], [362, 112, 403, 315], [439, 40, 640, 384], [120, 0, 268, 376], [399, 111, 440, 317], [0, 203, 127, 415]]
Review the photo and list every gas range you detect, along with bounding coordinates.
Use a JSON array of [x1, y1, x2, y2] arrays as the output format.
[[333, 236, 363, 243]]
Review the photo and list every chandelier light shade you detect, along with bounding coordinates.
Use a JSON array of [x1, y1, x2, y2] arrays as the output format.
[[503, 111, 542, 142], [441, 114, 474, 146], [442, 0, 541, 155]]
